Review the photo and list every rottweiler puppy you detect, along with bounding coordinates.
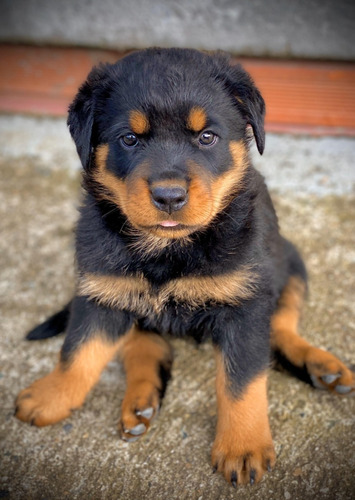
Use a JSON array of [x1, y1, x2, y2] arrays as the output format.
[[15, 48, 355, 486]]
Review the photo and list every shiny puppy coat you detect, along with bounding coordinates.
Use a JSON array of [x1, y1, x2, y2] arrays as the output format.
[[15, 48, 355, 486]]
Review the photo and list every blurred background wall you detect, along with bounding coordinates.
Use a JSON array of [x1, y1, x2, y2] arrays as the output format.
[[1, 0, 354, 60], [0, 0, 354, 135]]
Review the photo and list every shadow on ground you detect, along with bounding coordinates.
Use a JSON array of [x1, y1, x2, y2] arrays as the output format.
[[0, 150, 354, 500]]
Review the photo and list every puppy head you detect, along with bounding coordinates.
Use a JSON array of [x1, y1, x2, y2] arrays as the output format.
[[68, 48, 265, 239]]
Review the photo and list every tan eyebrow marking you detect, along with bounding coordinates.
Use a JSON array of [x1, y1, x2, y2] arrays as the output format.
[[129, 110, 150, 134], [187, 107, 207, 132]]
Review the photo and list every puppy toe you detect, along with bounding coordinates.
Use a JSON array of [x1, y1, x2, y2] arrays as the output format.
[[306, 347, 355, 395]]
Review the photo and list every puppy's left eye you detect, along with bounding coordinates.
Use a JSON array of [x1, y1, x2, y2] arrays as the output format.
[[198, 131, 218, 147]]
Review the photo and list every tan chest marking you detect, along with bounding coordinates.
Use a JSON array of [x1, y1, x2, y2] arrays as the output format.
[[78, 267, 258, 315]]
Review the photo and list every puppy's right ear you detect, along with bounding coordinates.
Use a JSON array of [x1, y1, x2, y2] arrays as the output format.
[[67, 64, 109, 169]]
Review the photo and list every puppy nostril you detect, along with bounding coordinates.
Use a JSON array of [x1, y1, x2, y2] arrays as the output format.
[[151, 186, 188, 213]]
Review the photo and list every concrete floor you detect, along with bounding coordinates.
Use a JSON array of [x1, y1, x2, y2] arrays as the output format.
[[0, 116, 354, 500]]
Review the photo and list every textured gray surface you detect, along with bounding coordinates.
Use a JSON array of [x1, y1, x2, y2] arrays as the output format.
[[0, 116, 355, 499], [1, 0, 355, 60]]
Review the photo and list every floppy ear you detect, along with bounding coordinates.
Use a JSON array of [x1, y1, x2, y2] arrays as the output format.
[[67, 80, 95, 169], [225, 63, 266, 155], [67, 64, 110, 169]]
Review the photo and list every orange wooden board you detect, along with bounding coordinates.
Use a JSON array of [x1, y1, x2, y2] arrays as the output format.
[[1, 45, 355, 135]]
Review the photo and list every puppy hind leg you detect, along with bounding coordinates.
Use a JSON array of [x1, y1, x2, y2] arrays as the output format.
[[119, 328, 173, 441], [271, 276, 354, 394]]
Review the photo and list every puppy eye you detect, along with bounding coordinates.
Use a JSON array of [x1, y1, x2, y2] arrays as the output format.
[[121, 133, 139, 148], [198, 131, 218, 147]]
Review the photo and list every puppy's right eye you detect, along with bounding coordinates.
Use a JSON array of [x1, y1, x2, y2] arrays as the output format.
[[121, 133, 138, 148]]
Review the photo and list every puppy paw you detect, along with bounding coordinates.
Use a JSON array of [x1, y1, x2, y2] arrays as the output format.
[[305, 347, 355, 395], [212, 434, 276, 486], [119, 381, 161, 442], [15, 372, 78, 426]]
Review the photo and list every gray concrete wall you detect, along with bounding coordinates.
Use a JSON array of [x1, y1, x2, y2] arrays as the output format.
[[1, 0, 355, 60]]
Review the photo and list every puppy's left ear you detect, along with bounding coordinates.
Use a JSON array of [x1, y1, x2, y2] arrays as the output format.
[[225, 63, 266, 155]]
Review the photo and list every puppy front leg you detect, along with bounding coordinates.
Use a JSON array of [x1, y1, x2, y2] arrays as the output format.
[[211, 305, 275, 486], [212, 352, 275, 486], [15, 296, 133, 426]]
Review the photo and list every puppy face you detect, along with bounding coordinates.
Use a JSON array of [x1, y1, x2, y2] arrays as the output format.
[[68, 48, 265, 239]]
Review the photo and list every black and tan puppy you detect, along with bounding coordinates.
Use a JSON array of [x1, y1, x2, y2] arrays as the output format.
[[15, 48, 354, 486]]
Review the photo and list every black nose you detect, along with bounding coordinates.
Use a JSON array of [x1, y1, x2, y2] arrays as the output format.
[[151, 186, 188, 213]]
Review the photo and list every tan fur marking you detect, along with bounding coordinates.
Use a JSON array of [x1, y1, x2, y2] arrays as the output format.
[[270, 276, 308, 366], [15, 335, 125, 426], [123, 168, 210, 238], [93, 144, 126, 207], [92, 141, 248, 244], [95, 142, 109, 168], [212, 351, 275, 485], [164, 268, 258, 307], [119, 327, 173, 438], [129, 110, 150, 134], [78, 267, 258, 314], [150, 178, 187, 189], [94, 145, 153, 226], [187, 107, 207, 132], [120, 328, 171, 386], [78, 272, 156, 315], [208, 140, 248, 220], [271, 277, 355, 392]]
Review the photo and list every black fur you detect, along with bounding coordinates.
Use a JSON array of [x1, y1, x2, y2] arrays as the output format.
[[26, 302, 71, 340]]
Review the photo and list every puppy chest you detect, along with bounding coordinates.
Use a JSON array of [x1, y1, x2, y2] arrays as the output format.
[[77, 268, 258, 316]]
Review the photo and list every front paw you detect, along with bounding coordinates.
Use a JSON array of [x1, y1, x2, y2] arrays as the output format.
[[212, 364, 275, 486], [15, 368, 82, 426], [212, 432, 275, 486]]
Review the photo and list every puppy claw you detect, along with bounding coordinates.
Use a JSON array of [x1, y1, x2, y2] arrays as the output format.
[[310, 371, 354, 395], [335, 385, 352, 395], [136, 407, 154, 419], [122, 435, 139, 443], [250, 469, 256, 485], [321, 374, 340, 384], [126, 423, 147, 436], [231, 471, 237, 488], [310, 374, 327, 390]]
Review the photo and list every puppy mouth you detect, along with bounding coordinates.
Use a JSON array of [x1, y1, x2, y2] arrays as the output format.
[[159, 220, 181, 228], [137, 220, 200, 235]]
